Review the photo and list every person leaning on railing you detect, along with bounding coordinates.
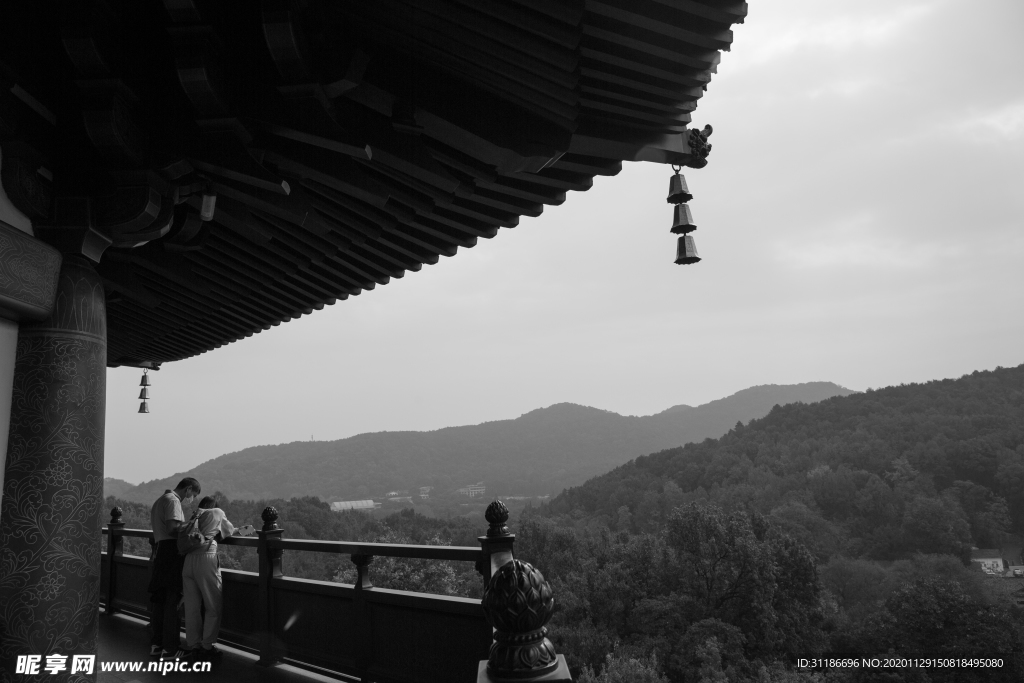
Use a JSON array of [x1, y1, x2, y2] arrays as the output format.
[[148, 477, 201, 659], [182, 496, 246, 661]]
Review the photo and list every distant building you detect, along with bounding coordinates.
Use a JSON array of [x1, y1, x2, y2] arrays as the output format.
[[384, 490, 409, 497], [971, 549, 1006, 574], [330, 500, 379, 512], [387, 496, 414, 503], [419, 486, 433, 498], [456, 482, 486, 498]]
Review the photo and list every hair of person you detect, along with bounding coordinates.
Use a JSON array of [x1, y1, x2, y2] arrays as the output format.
[[197, 496, 218, 509], [176, 477, 201, 495]]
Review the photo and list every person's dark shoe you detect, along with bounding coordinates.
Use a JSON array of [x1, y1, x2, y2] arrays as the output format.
[[173, 648, 193, 660], [148, 645, 163, 658]]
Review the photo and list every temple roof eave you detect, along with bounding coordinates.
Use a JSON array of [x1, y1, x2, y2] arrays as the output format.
[[0, 0, 746, 366]]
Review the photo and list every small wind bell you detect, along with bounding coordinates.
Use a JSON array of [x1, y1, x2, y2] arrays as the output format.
[[666, 164, 700, 264], [666, 169, 692, 204], [138, 369, 150, 413], [675, 235, 701, 265]]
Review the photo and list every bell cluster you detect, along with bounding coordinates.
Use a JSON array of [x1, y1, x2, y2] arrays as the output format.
[[667, 169, 700, 265], [139, 370, 150, 413]]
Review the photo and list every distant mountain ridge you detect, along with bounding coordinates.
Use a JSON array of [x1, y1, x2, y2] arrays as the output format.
[[118, 382, 855, 503], [103, 477, 136, 499]]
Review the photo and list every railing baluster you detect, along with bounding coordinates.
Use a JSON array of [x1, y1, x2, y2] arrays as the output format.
[[477, 501, 515, 587], [351, 553, 373, 589], [257, 506, 284, 667], [105, 507, 125, 615], [351, 553, 374, 677]]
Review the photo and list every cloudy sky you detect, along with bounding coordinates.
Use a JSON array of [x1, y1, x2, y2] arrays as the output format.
[[106, 0, 1024, 484]]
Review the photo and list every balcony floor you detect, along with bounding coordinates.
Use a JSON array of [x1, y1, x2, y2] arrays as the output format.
[[99, 611, 350, 683]]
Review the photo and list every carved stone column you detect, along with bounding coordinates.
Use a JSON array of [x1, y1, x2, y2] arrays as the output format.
[[0, 144, 62, 518], [0, 222, 62, 514], [0, 255, 106, 681]]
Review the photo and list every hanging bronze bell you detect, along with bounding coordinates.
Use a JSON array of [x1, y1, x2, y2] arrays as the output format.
[[670, 204, 697, 234], [667, 173, 692, 204], [139, 387, 149, 400], [140, 371, 150, 387], [138, 401, 150, 414], [675, 235, 701, 265]]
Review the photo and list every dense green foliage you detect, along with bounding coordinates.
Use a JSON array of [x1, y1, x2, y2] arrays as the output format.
[[113, 383, 852, 503], [517, 504, 828, 682], [544, 366, 1024, 559], [526, 365, 1024, 681]]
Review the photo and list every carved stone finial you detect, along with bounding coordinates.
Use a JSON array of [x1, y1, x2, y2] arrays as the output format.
[[110, 506, 123, 524], [482, 560, 558, 677], [485, 500, 510, 538], [261, 506, 280, 531], [687, 124, 713, 169]]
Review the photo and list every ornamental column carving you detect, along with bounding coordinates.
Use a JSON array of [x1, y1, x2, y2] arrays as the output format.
[[0, 255, 106, 682], [0, 143, 62, 519]]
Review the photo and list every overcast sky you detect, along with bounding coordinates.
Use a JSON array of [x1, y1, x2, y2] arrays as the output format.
[[105, 0, 1024, 484]]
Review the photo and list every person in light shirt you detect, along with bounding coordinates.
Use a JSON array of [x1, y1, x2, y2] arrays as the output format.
[[182, 496, 249, 660], [147, 477, 200, 659]]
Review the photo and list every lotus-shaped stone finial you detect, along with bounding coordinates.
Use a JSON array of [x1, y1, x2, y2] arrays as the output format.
[[261, 506, 280, 531], [482, 559, 558, 677], [485, 500, 510, 537]]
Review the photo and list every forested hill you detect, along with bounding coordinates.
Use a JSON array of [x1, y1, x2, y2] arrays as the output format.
[[119, 382, 852, 503], [541, 364, 1024, 561], [103, 477, 136, 499]]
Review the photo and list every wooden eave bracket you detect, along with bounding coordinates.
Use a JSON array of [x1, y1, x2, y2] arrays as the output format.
[[568, 129, 702, 166]]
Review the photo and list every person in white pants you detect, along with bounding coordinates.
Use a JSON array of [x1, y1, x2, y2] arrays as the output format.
[[182, 496, 236, 659]]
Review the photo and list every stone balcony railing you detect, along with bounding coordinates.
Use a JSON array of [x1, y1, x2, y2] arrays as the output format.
[[100, 501, 571, 683]]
